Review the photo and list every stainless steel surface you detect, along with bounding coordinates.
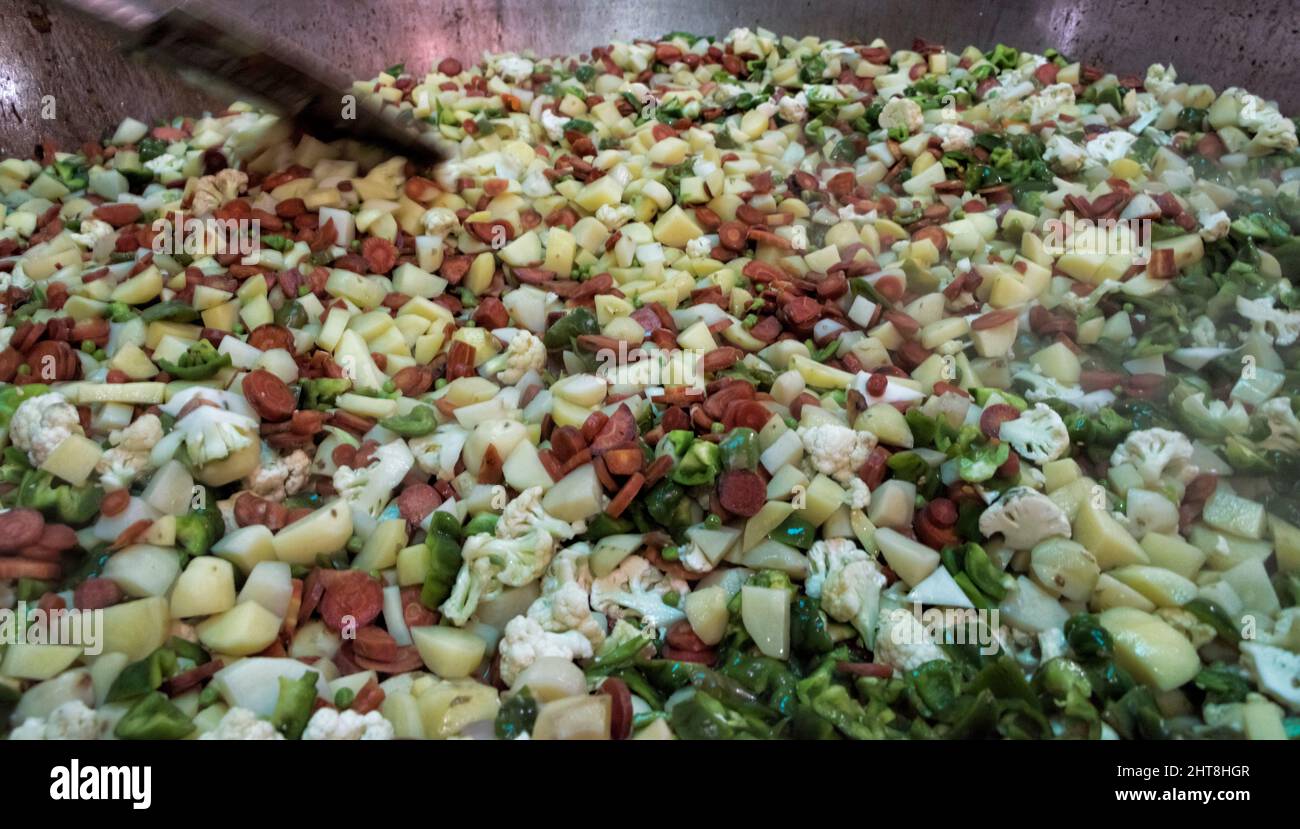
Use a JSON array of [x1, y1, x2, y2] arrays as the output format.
[[3, 0, 1298, 156]]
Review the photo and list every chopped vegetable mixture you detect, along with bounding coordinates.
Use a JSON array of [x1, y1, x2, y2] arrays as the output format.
[[0, 28, 1298, 741]]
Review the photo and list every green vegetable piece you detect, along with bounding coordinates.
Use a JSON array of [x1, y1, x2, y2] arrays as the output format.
[[1182, 598, 1241, 644], [141, 300, 199, 324], [303, 377, 352, 409], [106, 647, 178, 703], [420, 524, 463, 610], [1194, 665, 1251, 705], [670, 439, 722, 487], [155, 339, 232, 381], [380, 405, 438, 437], [274, 299, 308, 328], [768, 515, 816, 551], [644, 480, 691, 529], [718, 427, 759, 472], [963, 543, 1013, 601], [464, 512, 500, 536], [958, 441, 1009, 483], [494, 687, 538, 739], [788, 595, 833, 657], [114, 692, 195, 740], [542, 307, 598, 350], [1065, 613, 1114, 660], [175, 500, 225, 558], [270, 670, 320, 740]]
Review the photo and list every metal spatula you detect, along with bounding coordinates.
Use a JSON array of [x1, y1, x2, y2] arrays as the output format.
[[58, 0, 445, 168]]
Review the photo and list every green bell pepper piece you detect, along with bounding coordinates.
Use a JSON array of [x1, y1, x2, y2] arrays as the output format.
[[155, 339, 232, 381], [380, 404, 438, 437], [270, 670, 320, 740], [114, 692, 195, 740], [719, 427, 759, 471]]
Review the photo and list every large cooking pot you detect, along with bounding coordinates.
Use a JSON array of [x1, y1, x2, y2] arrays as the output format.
[[1, 0, 1296, 154]]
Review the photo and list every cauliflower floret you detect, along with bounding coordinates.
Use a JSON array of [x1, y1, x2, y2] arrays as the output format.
[[1044, 133, 1086, 173], [1238, 93, 1299, 154], [1028, 83, 1075, 124], [189, 168, 248, 216], [1084, 130, 1138, 166], [978, 486, 1072, 549], [1198, 209, 1231, 242], [797, 423, 876, 483], [497, 331, 547, 385], [595, 203, 635, 230], [495, 56, 535, 82], [243, 448, 311, 502], [931, 122, 974, 152], [409, 423, 469, 480], [7, 700, 104, 740], [442, 533, 557, 625], [843, 477, 871, 511], [776, 91, 808, 124], [332, 440, 415, 518], [9, 393, 84, 468], [1109, 427, 1198, 486], [1190, 315, 1218, 348], [94, 413, 163, 489], [505, 544, 607, 679], [497, 486, 583, 540], [1239, 643, 1300, 711], [1257, 397, 1300, 451], [590, 554, 687, 630], [170, 404, 258, 467], [685, 235, 714, 258], [1155, 607, 1216, 649], [1011, 368, 1084, 406], [421, 206, 460, 237], [877, 97, 923, 134], [1236, 295, 1300, 346], [499, 615, 595, 686], [301, 707, 395, 740], [998, 403, 1070, 464], [199, 707, 284, 740], [1144, 64, 1179, 101], [540, 108, 570, 143], [807, 539, 886, 644], [873, 607, 948, 673], [69, 218, 115, 250]]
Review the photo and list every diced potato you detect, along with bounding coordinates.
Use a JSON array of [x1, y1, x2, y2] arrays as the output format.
[[1029, 538, 1099, 601], [211, 525, 277, 574], [741, 585, 790, 659], [1109, 565, 1198, 608], [684, 586, 729, 645], [103, 544, 181, 597], [1072, 501, 1148, 569], [352, 518, 408, 572], [411, 626, 487, 678], [1139, 532, 1206, 580], [1, 644, 82, 681], [196, 601, 283, 656], [100, 597, 171, 661], [272, 499, 353, 564], [237, 561, 294, 619], [875, 527, 939, 586], [170, 556, 237, 618], [39, 434, 102, 486], [532, 694, 611, 740], [541, 463, 604, 522], [999, 576, 1070, 633], [1098, 607, 1201, 691], [1089, 573, 1157, 612]]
